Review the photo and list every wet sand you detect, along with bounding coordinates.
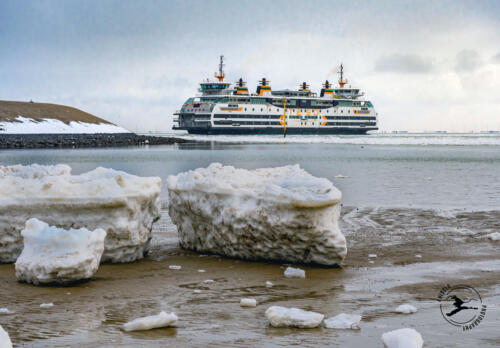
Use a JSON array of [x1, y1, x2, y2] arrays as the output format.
[[1, 205, 499, 347]]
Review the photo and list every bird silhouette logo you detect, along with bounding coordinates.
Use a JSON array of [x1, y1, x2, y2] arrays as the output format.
[[437, 284, 486, 329]]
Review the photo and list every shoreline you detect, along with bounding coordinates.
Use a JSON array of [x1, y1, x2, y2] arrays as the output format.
[[0, 133, 188, 149]]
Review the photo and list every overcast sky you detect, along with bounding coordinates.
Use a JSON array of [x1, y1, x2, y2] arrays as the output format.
[[1, 0, 499, 132]]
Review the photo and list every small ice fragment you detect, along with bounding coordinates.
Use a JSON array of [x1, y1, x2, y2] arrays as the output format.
[[415, 254, 422, 258], [203, 279, 214, 283], [198, 269, 206, 272], [382, 328, 423, 348], [40, 303, 54, 308], [122, 311, 178, 332], [369, 260, 375, 264], [395, 304, 418, 314], [0, 324, 13, 348], [334, 175, 350, 179], [265, 306, 324, 328], [426, 177, 432, 181], [284, 266, 305, 279], [169, 265, 182, 270], [324, 313, 361, 329], [0, 308, 10, 314], [240, 298, 257, 307], [193, 289, 202, 293], [66, 292, 71, 295], [368, 254, 377, 258], [486, 232, 500, 241], [266, 281, 274, 288]]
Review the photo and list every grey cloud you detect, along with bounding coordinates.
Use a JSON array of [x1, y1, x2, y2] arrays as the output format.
[[455, 49, 483, 72], [491, 52, 500, 64], [374, 54, 433, 73]]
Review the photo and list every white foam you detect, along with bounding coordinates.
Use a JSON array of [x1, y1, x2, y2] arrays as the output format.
[[167, 163, 346, 266], [284, 266, 306, 279], [265, 306, 324, 328], [324, 313, 361, 329], [486, 232, 500, 241], [240, 298, 257, 307], [15, 219, 106, 285], [382, 328, 423, 348], [122, 311, 177, 332], [0, 164, 161, 263], [0, 325, 12, 348], [0, 115, 129, 134], [395, 304, 418, 314]]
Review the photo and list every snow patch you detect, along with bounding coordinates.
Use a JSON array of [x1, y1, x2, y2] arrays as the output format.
[[240, 298, 257, 307], [0, 115, 129, 134], [0, 325, 12, 348], [0, 164, 161, 263], [382, 328, 423, 348], [395, 304, 418, 314], [324, 313, 361, 329], [265, 306, 324, 328], [167, 163, 346, 266], [122, 311, 178, 332], [284, 266, 306, 279], [486, 232, 500, 241], [15, 219, 106, 285]]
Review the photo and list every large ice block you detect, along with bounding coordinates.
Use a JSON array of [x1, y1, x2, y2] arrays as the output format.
[[167, 163, 346, 265], [0, 164, 161, 263], [15, 219, 106, 285]]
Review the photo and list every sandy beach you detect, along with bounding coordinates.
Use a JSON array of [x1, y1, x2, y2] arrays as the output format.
[[1, 205, 498, 347]]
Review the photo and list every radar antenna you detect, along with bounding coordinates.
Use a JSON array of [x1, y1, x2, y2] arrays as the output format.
[[214, 55, 225, 82], [338, 63, 348, 88]]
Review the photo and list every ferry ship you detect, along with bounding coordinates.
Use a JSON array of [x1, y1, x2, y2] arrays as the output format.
[[173, 56, 378, 135]]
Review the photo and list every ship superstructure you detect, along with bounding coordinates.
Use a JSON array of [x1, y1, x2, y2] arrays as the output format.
[[173, 56, 378, 135]]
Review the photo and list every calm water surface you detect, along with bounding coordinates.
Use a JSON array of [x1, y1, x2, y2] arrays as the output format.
[[1, 140, 499, 209]]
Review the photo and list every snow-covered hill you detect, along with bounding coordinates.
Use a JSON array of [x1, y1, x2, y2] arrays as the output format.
[[0, 101, 130, 134]]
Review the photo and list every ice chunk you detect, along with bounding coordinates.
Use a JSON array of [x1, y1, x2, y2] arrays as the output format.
[[203, 279, 214, 283], [0, 308, 10, 314], [334, 174, 350, 179], [240, 298, 257, 307], [15, 219, 106, 285], [122, 311, 177, 332], [0, 325, 12, 348], [0, 164, 161, 263], [198, 269, 206, 272], [265, 306, 324, 328], [266, 281, 274, 288], [395, 304, 418, 314], [324, 313, 361, 329], [368, 254, 377, 258], [284, 266, 306, 278], [40, 303, 54, 308], [167, 163, 346, 266], [382, 328, 423, 348], [169, 265, 182, 270], [487, 232, 500, 241], [193, 289, 202, 293], [415, 254, 422, 258]]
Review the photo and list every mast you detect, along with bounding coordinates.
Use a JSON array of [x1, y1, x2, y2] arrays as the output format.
[[214, 55, 225, 82], [338, 63, 347, 88]]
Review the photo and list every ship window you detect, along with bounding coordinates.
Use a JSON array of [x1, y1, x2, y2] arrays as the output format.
[[348, 110, 350, 113], [341, 110, 343, 113], [252, 108, 254, 111], [245, 108, 247, 111]]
